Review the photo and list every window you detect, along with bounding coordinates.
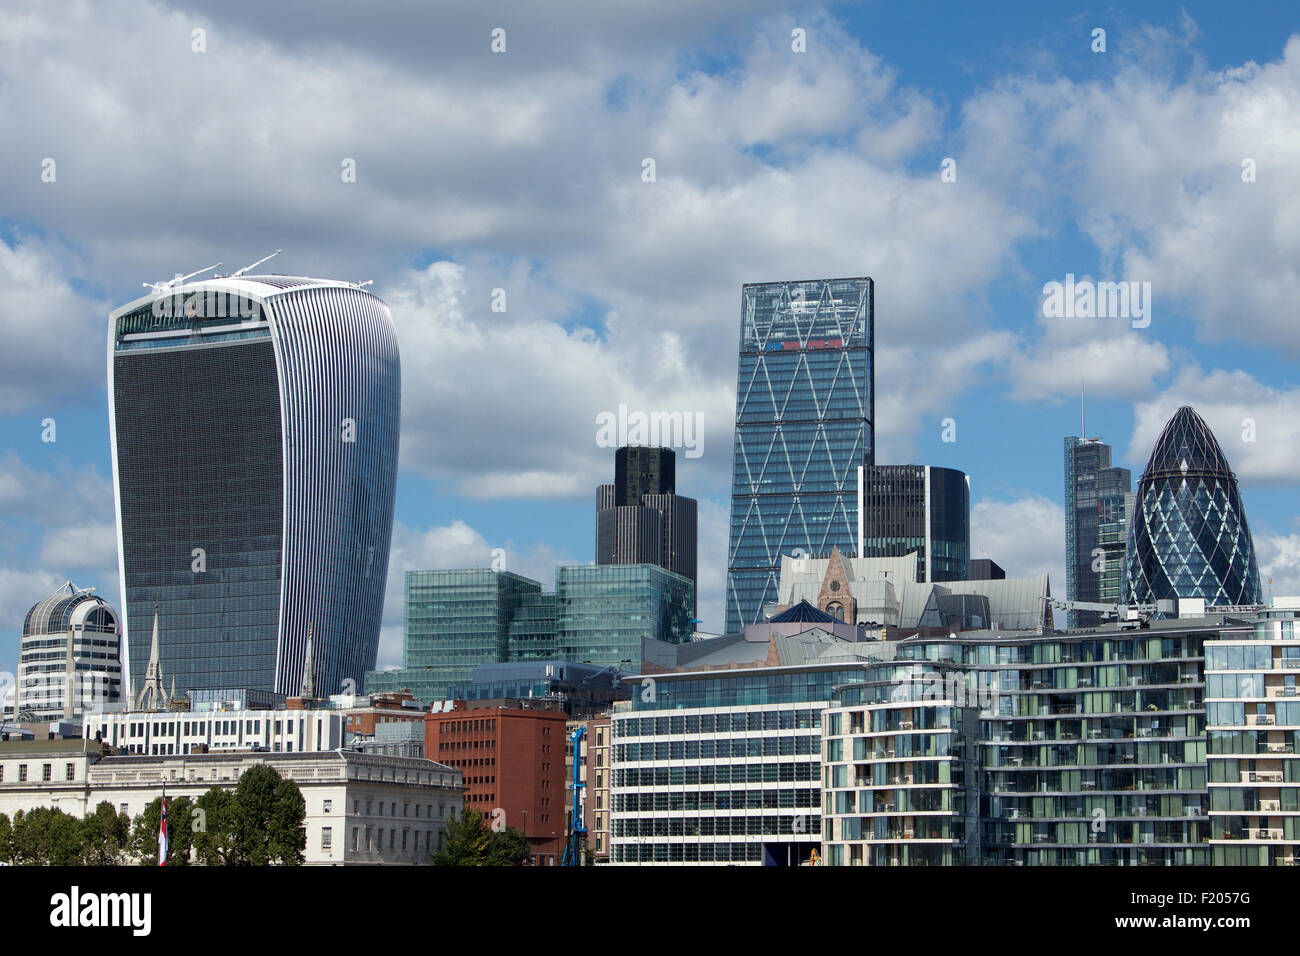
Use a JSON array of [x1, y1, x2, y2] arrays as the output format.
[[66, 763, 76, 781], [321, 827, 332, 850], [42, 764, 52, 782], [323, 799, 332, 814]]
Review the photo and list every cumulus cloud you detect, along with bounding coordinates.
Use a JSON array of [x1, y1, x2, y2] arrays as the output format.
[[1256, 533, 1300, 599], [971, 495, 1065, 591], [1128, 366, 1300, 485], [961, 32, 1300, 354]]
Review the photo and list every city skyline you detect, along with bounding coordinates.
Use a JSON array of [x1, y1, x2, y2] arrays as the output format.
[[4, 1, 1300, 674]]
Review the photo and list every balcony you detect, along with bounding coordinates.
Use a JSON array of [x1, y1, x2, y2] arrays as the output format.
[[1262, 801, 1282, 813], [1248, 714, 1276, 727], [1267, 742, 1294, 754], [1245, 828, 1283, 840], [1244, 771, 1284, 783]]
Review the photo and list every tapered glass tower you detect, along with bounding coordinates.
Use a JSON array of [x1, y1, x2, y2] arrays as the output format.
[[1124, 406, 1262, 608], [725, 278, 873, 633], [108, 275, 400, 697]]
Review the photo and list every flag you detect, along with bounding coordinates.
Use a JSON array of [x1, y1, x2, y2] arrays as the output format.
[[158, 792, 169, 867]]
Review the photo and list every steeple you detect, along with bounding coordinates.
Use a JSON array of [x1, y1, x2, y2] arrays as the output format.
[[300, 623, 316, 699], [135, 602, 167, 712]]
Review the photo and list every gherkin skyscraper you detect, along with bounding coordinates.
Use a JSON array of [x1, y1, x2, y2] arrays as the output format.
[[1124, 406, 1262, 607]]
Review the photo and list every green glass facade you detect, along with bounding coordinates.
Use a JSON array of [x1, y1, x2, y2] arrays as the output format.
[[367, 565, 694, 703], [557, 565, 694, 668]]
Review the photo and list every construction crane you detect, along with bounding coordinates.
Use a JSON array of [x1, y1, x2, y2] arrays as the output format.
[[1042, 597, 1158, 628], [562, 726, 587, 866]]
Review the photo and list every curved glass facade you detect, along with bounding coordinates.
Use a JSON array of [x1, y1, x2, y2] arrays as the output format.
[[1124, 406, 1262, 608], [726, 278, 873, 633], [109, 277, 400, 698]]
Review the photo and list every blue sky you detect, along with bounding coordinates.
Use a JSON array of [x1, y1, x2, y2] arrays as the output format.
[[3, 0, 1300, 677]]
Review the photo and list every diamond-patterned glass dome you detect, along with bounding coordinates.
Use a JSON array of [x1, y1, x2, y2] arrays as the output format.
[[1123, 406, 1262, 607]]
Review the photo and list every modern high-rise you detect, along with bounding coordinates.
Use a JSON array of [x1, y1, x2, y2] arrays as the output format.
[[859, 464, 970, 583], [1124, 407, 1263, 608], [1064, 436, 1133, 627], [108, 275, 400, 698], [16, 582, 122, 722], [726, 278, 874, 634], [596, 446, 698, 611]]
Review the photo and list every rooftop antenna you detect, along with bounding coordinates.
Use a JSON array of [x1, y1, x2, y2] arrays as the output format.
[[229, 249, 282, 279], [1081, 381, 1085, 439], [143, 262, 222, 294], [356, 280, 373, 289]]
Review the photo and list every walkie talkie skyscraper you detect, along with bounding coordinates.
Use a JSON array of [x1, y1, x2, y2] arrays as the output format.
[[108, 273, 400, 697], [725, 278, 874, 633]]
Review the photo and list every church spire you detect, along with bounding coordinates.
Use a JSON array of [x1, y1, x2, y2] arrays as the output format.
[[135, 601, 167, 712], [300, 623, 316, 699]]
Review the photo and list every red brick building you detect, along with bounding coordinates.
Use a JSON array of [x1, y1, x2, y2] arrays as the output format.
[[344, 691, 426, 738], [425, 700, 568, 865]]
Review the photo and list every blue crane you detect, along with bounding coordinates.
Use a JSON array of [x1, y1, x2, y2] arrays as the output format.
[[562, 725, 587, 866]]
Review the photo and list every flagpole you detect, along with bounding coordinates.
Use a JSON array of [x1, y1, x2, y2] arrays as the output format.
[[159, 783, 168, 867]]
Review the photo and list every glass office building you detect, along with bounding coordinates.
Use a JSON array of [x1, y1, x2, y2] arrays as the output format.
[[368, 565, 694, 703], [368, 570, 545, 703], [1064, 436, 1132, 627], [109, 276, 400, 698], [557, 565, 694, 668], [726, 278, 874, 633], [859, 464, 969, 583], [1124, 406, 1263, 608], [610, 659, 881, 865]]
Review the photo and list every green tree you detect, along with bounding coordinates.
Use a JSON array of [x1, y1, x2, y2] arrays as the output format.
[[485, 825, 530, 866], [267, 776, 307, 865], [80, 801, 131, 865], [189, 766, 306, 866], [9, 806, 81, 865], [431, 809, 491, 866], [0, 812, 11, 864], [192, 787, 239, 866]]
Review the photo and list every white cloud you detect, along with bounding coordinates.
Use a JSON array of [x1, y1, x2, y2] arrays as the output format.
[[961, 32, 1300, 353], [971, 495, 1065, 593], [1256, 533, 1300, 599], [1128, 366, 1300, 485], [0, 240, 106, 414]]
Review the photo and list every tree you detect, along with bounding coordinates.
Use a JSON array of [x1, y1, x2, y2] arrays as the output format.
[[431, 810, 530, 866], [485, 825, 530, 866], [0, 812, 11, 864], [80, 801, 131, 865], [192, 787, 239, 866], [431, 809, 491, 866], [190, 766, 306, 866], [230, 764, 306, 865], [267, 776, 307, 865], [9, 806, 81, 865]]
